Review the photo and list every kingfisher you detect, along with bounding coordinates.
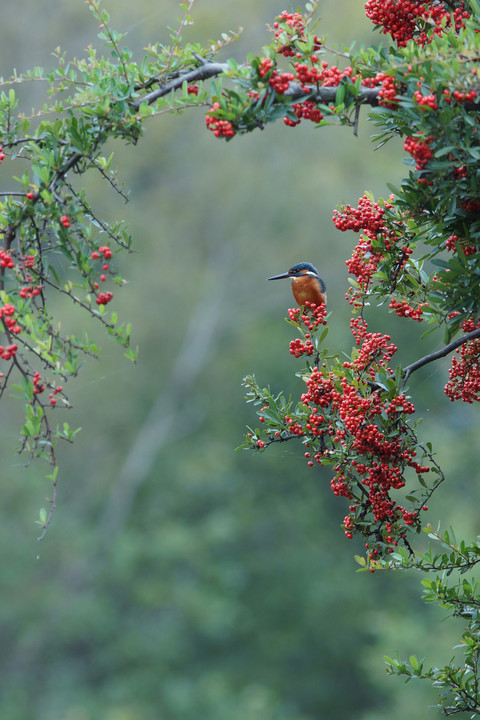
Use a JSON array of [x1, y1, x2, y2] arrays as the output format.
[[267, 262, 327, 307]]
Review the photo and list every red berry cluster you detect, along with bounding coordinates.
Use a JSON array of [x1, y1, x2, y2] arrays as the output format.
[[362, 72, 400, 108], [288, 303, 327, 357], [0, 249, 14, 269], [377, 74, 399, 107], [19, 284, 42, 299], [256, 57, 296, 96], [205, 102, 235, 138], [347, 242, 380, 306], [96, 291, 113, 306], [462, 199, 480, 213], [48, 386, 63, 406], [365, 0, 425, 46], [60, 215, 71, 228], [389, 298, 428, 321], [404, 135, 433, 170], [288, 302, 327, 326], [413, 89, 438, 110], [269, 71, 295, 94], [445, 235, 458, 252], [284, 100, 324, 127], [453, 164, 468, 179], [187, 85, 199, 96], [444, 317, 480, 403], [290, 337, 314, 357], [443, 88, 478, 104], [91, 246, 114, 305], [365, 0, 470, 46], [0, 343, 18, 360], [91, 245, 112, 261], [347, 317, 398, 375], [249, 298, 433, 561], [334, 196, 426, 323], [32, 371, 63, 405], [16, 254, 43, 299], [333, 194, 399, 305], [294, 61, 322, 85], [272, 11, 308, 56], [333, 194, 392, 235], [0, 301, 20, 360], [258, 58, 273, 77], [419, 2, 470, 43], [445, 235, 477, 256], [293, 313, 429, 559], [0, 302, 21, 335], [0, 146, 5, 164], [33, 371, 45, 394]]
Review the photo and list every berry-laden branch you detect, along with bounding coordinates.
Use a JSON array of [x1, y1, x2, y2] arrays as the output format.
[[0, 0, 478, 569], [241, 303, 444, 568], [238, 2, 480, 713], [1, 0, 405, 535], [198, 4, 480, 139], [2, 0, 480, 715]]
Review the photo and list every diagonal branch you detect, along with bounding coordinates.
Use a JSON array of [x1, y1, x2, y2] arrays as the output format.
[[132, 62, 228, 110], [402, 326, 480, 385]]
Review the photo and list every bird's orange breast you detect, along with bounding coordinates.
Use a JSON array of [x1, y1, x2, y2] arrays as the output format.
[[291, 276, 327, 307]]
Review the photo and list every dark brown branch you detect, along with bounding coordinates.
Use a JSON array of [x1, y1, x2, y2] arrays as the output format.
[[286, 83, 382, 106], [263, 431, 306, 447], [131, 59, 388, 112], [132, 62, 228, 111], [402, 326, 480, 384]]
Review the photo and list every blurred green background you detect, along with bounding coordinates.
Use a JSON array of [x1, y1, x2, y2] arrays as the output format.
[[1, 1, 480, 719]]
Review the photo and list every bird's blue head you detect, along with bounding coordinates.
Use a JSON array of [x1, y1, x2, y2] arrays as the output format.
[[287, 262, 320, 278], [267, 262, 320, 281]]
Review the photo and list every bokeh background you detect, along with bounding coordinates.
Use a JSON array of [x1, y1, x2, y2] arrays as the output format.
[[1, 1, 480, 719]]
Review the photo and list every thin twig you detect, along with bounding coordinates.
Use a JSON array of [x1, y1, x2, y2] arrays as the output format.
[[353, 102, 360, 136], [163, 0, 196, 78]]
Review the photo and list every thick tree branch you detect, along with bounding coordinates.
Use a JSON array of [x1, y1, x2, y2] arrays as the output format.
[[402, 327, 480, 384], [285, 84, 382, 105], [131, 59, 385, 111], [132, 62, 228, 110]]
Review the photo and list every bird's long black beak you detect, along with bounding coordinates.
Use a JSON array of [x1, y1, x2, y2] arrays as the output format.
[[267, 272, 290, 281]]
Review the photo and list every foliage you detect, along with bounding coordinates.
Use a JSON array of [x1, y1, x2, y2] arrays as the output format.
[[2, 0, 480, 716], [219, 0, 480, 715], [0, 0, 233, 535], [385, 527, 480, 716]]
